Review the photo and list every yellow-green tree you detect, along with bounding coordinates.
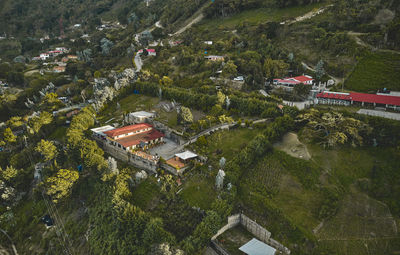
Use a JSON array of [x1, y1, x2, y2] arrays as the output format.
[[3, 128, 16, 144], [159, 76, 173, 86], [46, 169, 79, 203], [0, 166, 18, 181], [28, 111, 53, 134], [6, 116, 24, 129], [180, 106, 193, 123], [217, 91, 226, 106], [41, 93, 63, 111], [36, 139, 57, 162]]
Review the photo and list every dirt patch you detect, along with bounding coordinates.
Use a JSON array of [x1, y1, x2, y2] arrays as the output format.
[[274, 132, 311, 160]]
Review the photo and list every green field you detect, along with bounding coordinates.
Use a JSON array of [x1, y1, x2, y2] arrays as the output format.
[[180, 174, 216, 210], [345, 52, 400, 92], [199, 3, 326, 29]]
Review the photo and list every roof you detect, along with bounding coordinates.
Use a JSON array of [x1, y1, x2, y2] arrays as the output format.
[[205, 55, 224, 58], [317, 92, 400, 106], [91, 125, 115, 136], [293, 75, 313, 83], [129, 111, 155, 118], [147, 49, 156, 53], [104, 123, 153, 138], [116, 129, 164, 148], [239, 238, 276, 255], [175, 151, 198, 160]]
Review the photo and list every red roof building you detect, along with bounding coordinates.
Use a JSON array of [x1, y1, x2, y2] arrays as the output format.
[[274, 75, 314, 87], [104, 123, 164, 150], [317, 91, 400, 109]]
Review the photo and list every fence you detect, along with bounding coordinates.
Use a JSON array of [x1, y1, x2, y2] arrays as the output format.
[[211, 213, 291, 255]]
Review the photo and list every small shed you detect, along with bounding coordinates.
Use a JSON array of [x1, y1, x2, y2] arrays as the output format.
[[239, 238, 276, 255]]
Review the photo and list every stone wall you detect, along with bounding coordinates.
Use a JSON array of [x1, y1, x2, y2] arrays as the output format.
[[211, 213, 291, 255], [100, 141, 157, 173]]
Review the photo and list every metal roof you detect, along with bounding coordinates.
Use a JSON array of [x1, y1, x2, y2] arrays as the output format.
[[175, 151, 198, 160], [90, 125, 115, 136], [129, 111, 155, 117], [239, 238, 276, 255]]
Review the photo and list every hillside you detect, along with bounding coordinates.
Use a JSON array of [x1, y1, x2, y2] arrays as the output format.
[[0, 0, 400, 255]]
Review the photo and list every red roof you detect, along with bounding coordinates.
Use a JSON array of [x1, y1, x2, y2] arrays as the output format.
[[317, 92, 400, 106], [147, 49, 156, 53], [117, 129, 164, 148], [294, 75, 313, 83], [104, 123, 153, 138]]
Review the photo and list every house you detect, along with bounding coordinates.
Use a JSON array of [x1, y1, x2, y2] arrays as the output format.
[[73, 24, 81, 28], [316, 91, 400, 110], [273, 75, 314, 88], [126, 111, 156, 124], [234, 76, 244, 82], [204, 41, 213, 45], [55, 47, 69, 53], [48, 50, 63, 57], [166, 151, 198, 171], [102, 123, 164, 151], [239, 238, 276, 255], [40, 53, 50, 60], [205, 55, 225, 61], [53, 66, 66, 73], [66, 109, 80, 118], [138, 49, 156, 56]]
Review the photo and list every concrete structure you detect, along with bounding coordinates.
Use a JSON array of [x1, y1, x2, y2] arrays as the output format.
[[211, 214, 290, 255], [357, 109, 400, 121], [316, 91, 400, 111], [53, 66, 66, 73], [205, 55, 225, 61], [126, 111, 156, 124], [164, 151, 198, 175], [239, 238, 276, 255]]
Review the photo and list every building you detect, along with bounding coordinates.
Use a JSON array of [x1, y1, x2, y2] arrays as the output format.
[[138, 49, 156, 56], [53, 66, 66, 73], [101, 123, 164, 151], [40, 53, 50, 60], [239, 238, 276, 255], [316, 91, 400, 110], [273, 75, 314, 88], [126, 111, 156, 124], [165, 151, 198, 174], [204, 41, 213, 45], [205, 55, 225, 61]]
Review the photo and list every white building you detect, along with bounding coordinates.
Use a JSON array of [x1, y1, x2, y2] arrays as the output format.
[[126, 111, 156, 124]]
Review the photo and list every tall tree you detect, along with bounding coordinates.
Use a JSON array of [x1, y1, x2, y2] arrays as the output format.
[[45, 169, 79, 203], [36, 139, 57, 162]]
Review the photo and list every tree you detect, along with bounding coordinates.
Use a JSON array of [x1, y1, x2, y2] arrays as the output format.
[[41, 93, 62, 111], [217, 91, 226, 106], [142, 218, 174, 248], [159, 76, 173, 86], [0, 166, 18, 181], [294, 83, 311, 98], [28, 111, 53, 134], [6, 116, 23, 129], [222, 60, 237, 78], [180, 106, 193, 124], [315, 59, 326, 80], [3, 128, 16, 144], [45, 169, 79, 203], [263, 58, 289, 79], [36, 139, 57, 162]]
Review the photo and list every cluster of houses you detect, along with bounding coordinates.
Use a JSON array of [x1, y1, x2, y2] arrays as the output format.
[[32, 47, 70, 61], [91, 111, 200, 175]]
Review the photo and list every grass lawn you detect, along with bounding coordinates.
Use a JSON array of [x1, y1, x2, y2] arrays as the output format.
[[345, 52, 400, 92], [180, 174, 216, 210], [199, 3, 326, 29], [97, 93, 160, 124], [194, 127, 262, 162], [131, 178, 161, 210]]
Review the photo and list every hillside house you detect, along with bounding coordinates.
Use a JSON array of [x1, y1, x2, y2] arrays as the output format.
[[273, 75, 314, 88], [138, 49, 156, 56], [40, 53, 50, 60], [95, 123, 164, 151], [53, 66, 66, 73], [316, 91, 400, 110]]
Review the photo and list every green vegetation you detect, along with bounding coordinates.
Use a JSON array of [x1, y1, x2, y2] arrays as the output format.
[[131, 178, 160, 210], [200, 2, 325, 29], [181, 174, 216, 210], [345, 52, 400, 92]]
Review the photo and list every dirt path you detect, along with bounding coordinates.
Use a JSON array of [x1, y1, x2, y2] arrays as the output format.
[[274, 132, 311, 160], [348, 31, 400, 54], [301, 61, 343, 85], [172, 1, 212, 36], [287, 4, 333, 25]]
